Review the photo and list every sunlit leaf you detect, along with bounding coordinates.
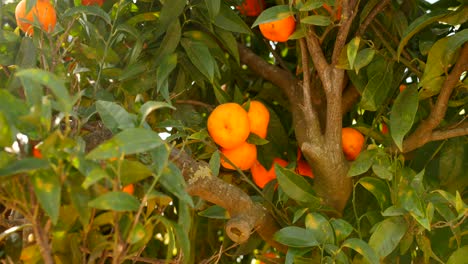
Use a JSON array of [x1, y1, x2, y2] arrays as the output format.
[[341, 238, 379, 264], [330, 219, 353, 243], [276, 165, 321, 205], [0, 158, 49, 177], [369, 216, 408, 258], [447, 246, 468, 264], [390, 85, 419, 151], [305, 213, 334, 244], [274, 226, 319, 247], [301, 15, 331, 26], [358, 177, 391, 210], [31, 170, 61, 224], [96, 100, 137, 133], [88, 192, 140, 211]]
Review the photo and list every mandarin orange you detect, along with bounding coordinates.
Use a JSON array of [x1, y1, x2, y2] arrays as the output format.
[[250, 158, 288, 188], [207, 103, 250, 149], [259, 15, 296, 42], [245, 100, 270, 139], [15, 0, 57, 35], [342, 127, 365, 161], [237, 0, 265, 17], [220, 142, 257, 170]]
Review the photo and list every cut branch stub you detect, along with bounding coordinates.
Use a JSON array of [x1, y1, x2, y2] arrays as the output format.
[[169, 148, 286, 252]]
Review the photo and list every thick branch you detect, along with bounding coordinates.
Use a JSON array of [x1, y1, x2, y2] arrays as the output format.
[[403, 43, 468, 152], [169, 148, 286, 252], [431, 123, 468, 141], [331, 0, 358, 66]]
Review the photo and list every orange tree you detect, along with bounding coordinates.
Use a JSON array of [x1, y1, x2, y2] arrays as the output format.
[[0, 0, 467, 263]]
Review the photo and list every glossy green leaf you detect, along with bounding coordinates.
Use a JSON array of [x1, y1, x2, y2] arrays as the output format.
[[139, 101, 175, 127], [214, 3, 252, 34], [96, 100, 137, 133], [32, 170, 61, 224], [247, 133, 269, 145], [215, 27, 240, 63], [369, 216, 408, 258], [330, 219, 354, 243], [358, 177, 391, 210], [382, 205, 406, 217], [0, 158, 49, 177], [181, 38, 215, 82], [159, 163, 194, 207], [348, 149, 378, 177], [205, 0, 220, 19], [298, 0, 325, 11], [301, 15, 331, 26], [276, 165, 321, 205], [88, 192, 140, 211], [347, 37, 360, 70], [341, 238, 379, 264], [252, 5, 293, 27], [154, 20, 181, 62], [397, 9, 450, 58], [371, 155, 393, 181], [390, 84, 419, 151], [198, 205, 229, 219], [157, 53, 178, 94], [274, 226, 319, 247], [86, 128, 164, 160], [16, 69, 73, 113], [305, 213, 334, 244]]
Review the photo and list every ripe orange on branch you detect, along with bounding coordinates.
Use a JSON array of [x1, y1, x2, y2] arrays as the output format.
[[220, 142, 257, 170], [207, 103, 250, 149], [342, 127, 365, 161], [259, 15, 296, 42], [244, 100, 270, 139], [250, 158, 288, 188], [15, 0, 57, 35]]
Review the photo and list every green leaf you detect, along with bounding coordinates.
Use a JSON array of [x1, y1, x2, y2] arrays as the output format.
[[88, 192, 140, 211], [397, 9, 450, 58], [120, 160, 153, 186], [0, 112, 13, 147], [81, 167, 110, 189], [205, 0, 220, 19], [32, 170, 61, 224], [139, 101, 175, 127], [16, 69, 73, 113], [368, 216, 408, 258], [358, 177, 391, 210], [301, 15, 331, 26], [158, 0, 186, 30], [305, 213, 335, 244], [181, 38, 215, 82], [252, 5, 294, 27], [159, 163, 194, 207], [0, 158, 49, 177], [86, 128, 164, 160], [341, 238, 379, 264], [274, 226, 319, 248], [360, 58, 393, 111], [276, 165, 321, 205], [390, 84, 419, 151], [354, 48, 375, 74], [348, 149, 378, 177], [209, 151, 220, 177], [447, 246, 468, 264], [214, 3, 252, 34], [198, 205, 229, 219], [330, 219, 354, 243], [157, 53, 178, 94], [298, 0, 325, 11], [127, 222, 146, 244], [347, 37, 360, 69], [214, 27, 240, 64], [63, 6, 111, 25], [247, 133, 269, 145], [154, 20, 181, 62], [96, 100, 137, 133]]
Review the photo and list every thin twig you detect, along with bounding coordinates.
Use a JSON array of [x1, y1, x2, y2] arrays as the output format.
[[357, 0, 391, 36]]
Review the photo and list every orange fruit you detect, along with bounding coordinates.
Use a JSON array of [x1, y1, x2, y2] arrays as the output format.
[[32, 145, 42, 159], [342, 127, 365, 161], [220, 142, 257, 170], [381, 123, 389, 135], [250, 158, 288, 188], [15, 0, 57, 35], [237, 0, 266, 17], [296, 159, 314, 178], [259, 252, 279, 264], [207, 103, 250, 149], [122, 184, 134, 195], [399, 84, 406, 92], [82, 0, 104, 6], [259, 15, 296, 42], [245, 100, 270, 139]]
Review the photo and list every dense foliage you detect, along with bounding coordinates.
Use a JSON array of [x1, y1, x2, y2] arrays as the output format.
[[0, 0, 467, 263]]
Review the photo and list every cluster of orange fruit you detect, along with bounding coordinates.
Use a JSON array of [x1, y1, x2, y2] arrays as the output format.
[[15, 0, 103, 36]]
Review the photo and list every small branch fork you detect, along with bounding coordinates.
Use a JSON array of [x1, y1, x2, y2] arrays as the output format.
[[402, 43, 468, 152]]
